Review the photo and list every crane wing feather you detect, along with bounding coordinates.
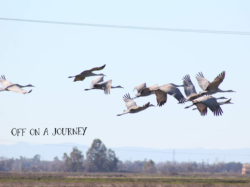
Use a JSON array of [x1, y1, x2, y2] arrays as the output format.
[[81, 64, 106, 74], [195, 103, 208, 116], [123, 93, 137, 109], [6, 85, 27, 94], [98, 80, 111, 95], [201, 96, 223, 116], [205, 71, 225, 91], [134, 83, 147, 93], [89, 64, 106, 72], [91, 76, 104, 86], [183, 74, 197, 97], [0, 75, 14, 88], [196, 72, 210, 91], [154, 90, 167, 107], [167, 87, 185, 103]]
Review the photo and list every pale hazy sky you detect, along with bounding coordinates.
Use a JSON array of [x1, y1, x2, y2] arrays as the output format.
[[0, 0, 249, 150]]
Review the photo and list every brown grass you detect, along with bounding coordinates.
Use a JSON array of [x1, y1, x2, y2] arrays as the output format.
[[0, 172, 250, 187], [0, 183, 249, 187]]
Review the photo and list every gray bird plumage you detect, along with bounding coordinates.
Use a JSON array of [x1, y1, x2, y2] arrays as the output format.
[[133, 83, 158, 99], [117, 93, 154, 116], [84, 76, 123, 94], [0, 75, 34, 94], [69, 64, 106, 82], [185, 96, 233, 116], [196, 71, 235, 96], [182, 74, 203, 102], [154, 83, 185, 107]]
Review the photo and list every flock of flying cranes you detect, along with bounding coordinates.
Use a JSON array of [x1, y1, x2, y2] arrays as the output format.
[[0, 64, 235, 117]]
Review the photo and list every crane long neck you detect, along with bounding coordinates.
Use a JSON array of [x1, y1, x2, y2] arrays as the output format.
[[14, 84, 31, 88], [20, 84, 30, 88], [84, 88, 93, 91], [117, 113, 125, 116], [91, 73, 105, 76], [111, 86, 121, 89], [215, 97, 226, 100], [217, 89, 233, 93], [172, 84, 184, 87]]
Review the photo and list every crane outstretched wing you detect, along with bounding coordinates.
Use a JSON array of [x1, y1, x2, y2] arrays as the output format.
[[91, 76, 104, 86], [97, 80, 112, 95], [134, 83, 147, 93], [154, 90, 167, 107], [167, 87, 185, 104], [123, 93, 137, 109], [104, 80, 112, 95], [202, 97, 223, 116], [195, 103, 208, 116], [183, 74, 197, 97], [0, 75, 14, 88], [205, 71, 225, 91], [196, 72, 210, 91], [81, 64, 106, 74]]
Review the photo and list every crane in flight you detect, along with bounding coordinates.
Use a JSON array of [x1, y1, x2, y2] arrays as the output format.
[[196, 71, 235, 96], [153, 83, 185, 106], [133, 83, 158, 99], [68, 64, 106, 82], [117, 93, 154, 116], [185, 96, 233, 116], [182, 74, 204, 102], [84, 76, 123, 94], [0, 75, 34, 94]]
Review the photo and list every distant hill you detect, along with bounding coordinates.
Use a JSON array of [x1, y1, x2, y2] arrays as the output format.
[[0, 142, 89, 161], [0, 142, 249, 163]]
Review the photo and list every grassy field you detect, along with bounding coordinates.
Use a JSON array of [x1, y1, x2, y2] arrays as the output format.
[[0, 172, 250, 187]]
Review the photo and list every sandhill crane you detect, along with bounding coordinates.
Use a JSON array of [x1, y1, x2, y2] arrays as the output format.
[[0, 75, 34, 94], [68, 64, 106, 82], [196, 71, 235, 96], [191, 97, 230, 116], [182, 75, 203, 102], [117, 93, 154, 116], [153, 83, 185, 107], [84, 76, 123, 94], [185, 96, 232, 116], [133, 83, 158, 99]]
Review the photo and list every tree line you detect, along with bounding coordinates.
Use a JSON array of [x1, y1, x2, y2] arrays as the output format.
[[0, 139, 244, 173]]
